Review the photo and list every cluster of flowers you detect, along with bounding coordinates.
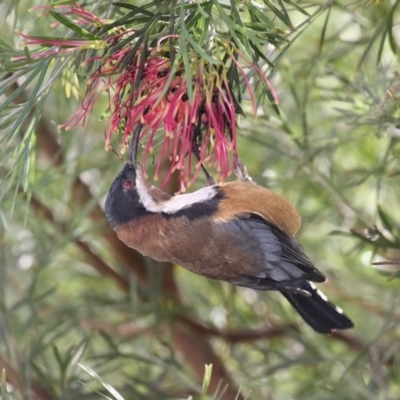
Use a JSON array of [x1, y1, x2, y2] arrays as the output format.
[[16, 3, 277, 191]]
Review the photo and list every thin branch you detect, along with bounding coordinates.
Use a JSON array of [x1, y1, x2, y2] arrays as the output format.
[[178, 314, 298, 342]]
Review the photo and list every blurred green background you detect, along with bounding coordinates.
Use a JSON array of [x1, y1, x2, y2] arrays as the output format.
[[1, 1, 400, 399]]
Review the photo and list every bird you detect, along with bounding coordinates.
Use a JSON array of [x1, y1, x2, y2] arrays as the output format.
[[105, 124, 353, 334]]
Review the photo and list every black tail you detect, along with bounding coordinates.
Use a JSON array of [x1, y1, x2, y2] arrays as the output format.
[[280, 283, 353, 334]]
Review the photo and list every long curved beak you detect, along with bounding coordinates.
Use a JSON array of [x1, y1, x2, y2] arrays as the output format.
[[128, 123, 142, 166]]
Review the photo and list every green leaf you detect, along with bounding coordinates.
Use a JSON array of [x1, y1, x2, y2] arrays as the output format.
[[48, 10, 99, 40], [1, 369, 8, 399], [101, 0, 168, 34], [112, 1, 156, 17], [318, 5, 331, 54], [357, 20, 385, 69], [79, 364, 125, 400], [214, 3, 251, 59], [246, 2, 275, 28], [282, 0, 310, 16], [9, 60, 51, 140], [377, 205, 396, 237], [200, 364, 213, 399], [182, 25, 219, 65], [263, 0, 295, 30], [386, 0, 400, 55], [0, 65, 43, 113]]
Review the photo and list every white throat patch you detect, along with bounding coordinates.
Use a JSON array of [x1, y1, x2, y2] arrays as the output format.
[[136, 170, 218, 214]]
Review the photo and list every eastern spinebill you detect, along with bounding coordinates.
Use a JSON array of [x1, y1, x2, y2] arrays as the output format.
[[105, 125, 353, 334]]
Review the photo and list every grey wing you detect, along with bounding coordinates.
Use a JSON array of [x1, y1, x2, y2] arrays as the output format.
[[225, 213, 326, 293]]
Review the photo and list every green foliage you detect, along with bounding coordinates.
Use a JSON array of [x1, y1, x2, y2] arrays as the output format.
[[1, 1, 400, 400]]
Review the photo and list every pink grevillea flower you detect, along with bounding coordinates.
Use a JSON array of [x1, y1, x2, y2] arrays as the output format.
[[13, 4, 107, 62], [29, 3, 106, 26], [15, 4, 278, 192], [13, 31, 103, 61], [63, 42, 277, 191]]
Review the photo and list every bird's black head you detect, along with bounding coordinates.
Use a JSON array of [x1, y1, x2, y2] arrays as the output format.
[[105, 162, 147, 230]]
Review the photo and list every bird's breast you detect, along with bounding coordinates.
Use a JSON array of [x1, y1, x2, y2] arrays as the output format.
[[115, 214, 171, 261], [114, 213, 263, 281]]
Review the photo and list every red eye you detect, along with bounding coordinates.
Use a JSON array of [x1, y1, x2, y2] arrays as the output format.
[[122, 179, 134, 189]]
